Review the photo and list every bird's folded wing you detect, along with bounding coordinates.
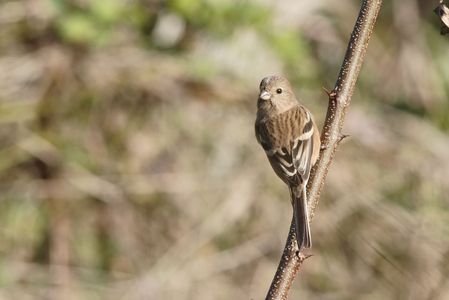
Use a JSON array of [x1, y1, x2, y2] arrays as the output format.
[[292, 115, 314, 182], [255, 106, 316, 185]]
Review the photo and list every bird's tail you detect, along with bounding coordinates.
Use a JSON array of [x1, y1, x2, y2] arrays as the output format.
[[290, 185, 312, 250]]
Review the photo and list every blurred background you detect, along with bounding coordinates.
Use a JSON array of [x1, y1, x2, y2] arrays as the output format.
[[1, 0, 448, 299]]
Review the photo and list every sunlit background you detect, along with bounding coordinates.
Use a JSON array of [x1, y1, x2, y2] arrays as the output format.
[[1, 0, 448, 299]]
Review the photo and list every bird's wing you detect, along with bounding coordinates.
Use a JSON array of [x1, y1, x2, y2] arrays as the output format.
[[291, 112, 315, 183], [256, 106, 316, 249], [256, 106, 315, 186]]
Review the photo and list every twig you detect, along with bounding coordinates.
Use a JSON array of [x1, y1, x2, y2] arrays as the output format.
[[265, 1, 383, 299], [434, 1, 449, 35]]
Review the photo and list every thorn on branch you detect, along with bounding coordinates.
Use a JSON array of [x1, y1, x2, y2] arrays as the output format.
[[322, 86, 332, 96], [338, 134, 350, 144], [322, 86, 338, 101]]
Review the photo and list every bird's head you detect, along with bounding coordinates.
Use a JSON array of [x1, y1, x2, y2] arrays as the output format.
[[257, 75, 298, 115]]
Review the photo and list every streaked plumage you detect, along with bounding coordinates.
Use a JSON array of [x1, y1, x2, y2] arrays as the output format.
[[255, 75, 320, 250]]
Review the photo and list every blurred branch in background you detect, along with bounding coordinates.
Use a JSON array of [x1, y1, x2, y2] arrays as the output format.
[[0, 0, 449, 300], [434, 0, 449, 35]]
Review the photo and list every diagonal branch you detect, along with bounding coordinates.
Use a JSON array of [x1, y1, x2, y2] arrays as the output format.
[[265, 1, 383, 299]]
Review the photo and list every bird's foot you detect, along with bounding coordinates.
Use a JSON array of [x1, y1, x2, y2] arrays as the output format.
[[295, 250, 313, 261]]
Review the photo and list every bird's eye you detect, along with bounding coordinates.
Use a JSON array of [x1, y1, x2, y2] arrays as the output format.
[[276, 88, 283, 94]]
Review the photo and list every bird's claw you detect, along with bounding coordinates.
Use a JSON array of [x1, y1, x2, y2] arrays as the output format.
[[295, 250, 313, 261]]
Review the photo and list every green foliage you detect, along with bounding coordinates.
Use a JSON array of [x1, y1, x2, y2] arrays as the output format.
[[57, 13, 104, 44], [0, 198, 46, 254], [169, 0, 269, 36], [268, 30, 319, 85], [52, 0, 145, 45], [270, 30, 307, 67]]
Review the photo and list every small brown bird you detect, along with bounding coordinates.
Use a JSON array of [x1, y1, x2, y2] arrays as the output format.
[[255, 75, 320, 250]]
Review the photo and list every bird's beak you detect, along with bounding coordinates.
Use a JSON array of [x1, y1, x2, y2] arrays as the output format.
[[259, 91, 271, 100]]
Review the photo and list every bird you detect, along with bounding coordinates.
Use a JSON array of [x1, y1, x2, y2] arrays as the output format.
[[255, 75, 321, 250]]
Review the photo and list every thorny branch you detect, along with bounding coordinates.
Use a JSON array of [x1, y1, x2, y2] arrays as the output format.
[[265, 1, 383, 299]]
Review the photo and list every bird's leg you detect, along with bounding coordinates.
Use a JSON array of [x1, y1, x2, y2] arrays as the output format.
[[295, 250, 313, 261]]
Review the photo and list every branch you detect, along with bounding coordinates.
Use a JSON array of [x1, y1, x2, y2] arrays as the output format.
[[434, 0, 449, 35], [265, 1, 383, 299]]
